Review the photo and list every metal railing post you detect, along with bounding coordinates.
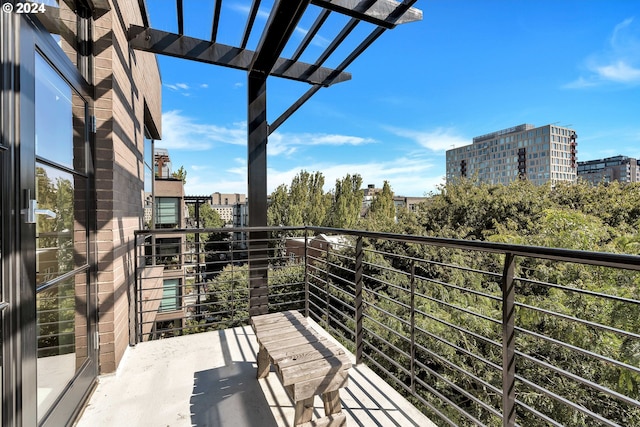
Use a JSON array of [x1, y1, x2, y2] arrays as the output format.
[[410, 260, 416, 394], [325, 244, 331, 329], [304, 229, 309, 317], [354, 236, 363, 364], [502, 252, 516, 427], [134, 236, 141, 345]]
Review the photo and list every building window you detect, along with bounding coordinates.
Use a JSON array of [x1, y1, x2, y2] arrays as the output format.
[[156, 197, 179, 227], [156, 238, 181, 269], [160, 279, 180, 312]]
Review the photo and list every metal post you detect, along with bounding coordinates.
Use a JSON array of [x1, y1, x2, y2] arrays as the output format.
[[410, 260, 416, 393], [502, 253, 516, 427], [247, 73, 268, 316], [195, 202, 201, 318], [304, 229, 309, 317], [354, 236, 363, 364], [134, 237, 141, 344], [325, 244, 331, 329]]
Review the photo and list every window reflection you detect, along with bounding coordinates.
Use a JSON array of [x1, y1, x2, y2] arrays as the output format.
[[36, 164, 79, 285]]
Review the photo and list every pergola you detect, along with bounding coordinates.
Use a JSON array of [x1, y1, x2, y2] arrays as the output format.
[[128, 0, 422, 314]]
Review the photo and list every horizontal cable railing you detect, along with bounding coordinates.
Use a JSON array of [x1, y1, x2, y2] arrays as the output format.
[[134, 226, 640, 427]]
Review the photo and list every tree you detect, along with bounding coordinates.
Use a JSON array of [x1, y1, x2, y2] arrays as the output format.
[[306, 171, 329, 226], [188, 203, 224, 229], [172, 165, 187, 184], [267, 170, 331, 228], [328, 173, 363, 229], [368, 180, 395, 224], [267, 183, 289, 226]]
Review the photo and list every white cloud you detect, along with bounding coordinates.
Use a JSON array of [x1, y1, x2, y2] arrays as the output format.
[[160, 111, 377, 155], [293, 25, 330, 48], [185, 174, 246, 195], [595, 61, 640, 83], [562, 76, 599, 89], [268, 132, 375, 157], [566, 17, 640, 88], [228, 3, 269, 21], [386, 126, 469, 152], [160, 110, 246, 150], [164, 82, 190, 91], [200, 83, 209, 88]]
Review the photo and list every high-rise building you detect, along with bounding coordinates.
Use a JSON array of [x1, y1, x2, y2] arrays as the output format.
[[577, 155, 640, 185], [446, 124, 578, 186]]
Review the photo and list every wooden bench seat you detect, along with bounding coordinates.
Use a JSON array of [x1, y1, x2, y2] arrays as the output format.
[[251, 310, 350, 427]]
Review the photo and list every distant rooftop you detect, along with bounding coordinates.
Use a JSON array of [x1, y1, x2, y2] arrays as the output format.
[[472, 124, 536, 143]]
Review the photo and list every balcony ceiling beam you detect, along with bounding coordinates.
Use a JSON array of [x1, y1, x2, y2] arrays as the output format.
[[128, 25, 351, 87]]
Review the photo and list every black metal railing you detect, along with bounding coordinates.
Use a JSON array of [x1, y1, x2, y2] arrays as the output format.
[[134, 226, 640, 427]]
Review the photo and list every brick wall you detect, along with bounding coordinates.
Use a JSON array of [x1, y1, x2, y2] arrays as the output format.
[[94, 0, 161, 373]]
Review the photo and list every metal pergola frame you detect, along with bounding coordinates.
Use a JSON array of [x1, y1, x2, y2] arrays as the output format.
[[128, 0, 422, 315]]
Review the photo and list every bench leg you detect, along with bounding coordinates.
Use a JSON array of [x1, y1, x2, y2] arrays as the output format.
[[322, 390, 342, 416], [294, 397, 314, 426], [256, 343, 270, 379]]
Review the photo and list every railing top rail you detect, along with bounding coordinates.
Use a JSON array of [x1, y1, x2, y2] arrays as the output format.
[[306, 226, 640, 271], [134, 225, 640, 271], [133, 226, 304, 236]]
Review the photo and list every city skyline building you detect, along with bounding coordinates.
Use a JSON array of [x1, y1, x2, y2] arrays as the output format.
[[446, 124, 578, 186], [577, 155, 640, 185]]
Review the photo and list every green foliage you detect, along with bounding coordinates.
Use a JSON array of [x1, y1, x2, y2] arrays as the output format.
[[267, 170, 331, 230], [238, 172, 640, 425], [328, 173, 363, 229], [171, 165, 187, 183], [188, 202, 225, 228], [308, 178, 640, 427], [368, 180, 396, 225]]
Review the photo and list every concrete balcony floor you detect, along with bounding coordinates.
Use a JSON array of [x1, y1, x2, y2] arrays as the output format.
[[76, 318, 436, 427]]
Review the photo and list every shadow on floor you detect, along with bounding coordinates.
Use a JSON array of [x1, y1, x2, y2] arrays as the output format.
[[190, 361, 278, 427]]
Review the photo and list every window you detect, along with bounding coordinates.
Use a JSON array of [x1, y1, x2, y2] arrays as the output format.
[[160, 279, 180, 312], [155, 197, 179, 226], [156, 238, 181, 269]]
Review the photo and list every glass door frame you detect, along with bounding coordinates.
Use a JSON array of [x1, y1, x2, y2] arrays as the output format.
[[1, 8, 98, 427]]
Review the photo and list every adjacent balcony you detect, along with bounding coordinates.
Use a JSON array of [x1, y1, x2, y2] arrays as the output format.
[[78, 226, 640, 426]]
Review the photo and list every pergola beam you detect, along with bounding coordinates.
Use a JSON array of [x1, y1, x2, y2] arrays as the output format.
[[311, 0, 423, 28], [241, 0, 262, 49], [128, 25, 351, 86], [249, 0, 312, 76], [210, 0, 222, 43], [176, 0, 184, 35]]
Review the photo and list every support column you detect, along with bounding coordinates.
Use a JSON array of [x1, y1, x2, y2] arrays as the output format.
[[247, 73, 268, 316]]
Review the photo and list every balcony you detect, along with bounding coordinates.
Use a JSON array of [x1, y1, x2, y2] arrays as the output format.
[[76, 320, 433, 426], [79, 227, 640, 426]]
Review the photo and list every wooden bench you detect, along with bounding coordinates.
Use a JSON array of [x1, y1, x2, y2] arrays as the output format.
[[251, 310, 351, 427]]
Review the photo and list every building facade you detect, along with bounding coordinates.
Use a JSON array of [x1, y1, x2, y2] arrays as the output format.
[[210, 192, 247, 224], [148, 151, 188, 338], [446, 124, 578, 186], [393, 196, 429, 212], [0, 1, 161, 425], [577, 155, 640, 185]]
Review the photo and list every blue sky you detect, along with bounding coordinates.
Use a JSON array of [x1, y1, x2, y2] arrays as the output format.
[[146, 0, 640, 197]]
